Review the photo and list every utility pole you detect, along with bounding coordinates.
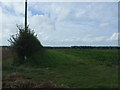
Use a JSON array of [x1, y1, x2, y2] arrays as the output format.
[[25, 0, 27, 30]]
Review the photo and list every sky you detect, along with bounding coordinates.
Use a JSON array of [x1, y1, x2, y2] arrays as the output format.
[[0, 1, 119, 46]]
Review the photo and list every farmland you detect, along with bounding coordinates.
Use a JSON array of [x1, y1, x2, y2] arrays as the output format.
[[2, 47, 119, 88]]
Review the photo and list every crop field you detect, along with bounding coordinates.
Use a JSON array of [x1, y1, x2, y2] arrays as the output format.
[[2, 48, 119, 88]]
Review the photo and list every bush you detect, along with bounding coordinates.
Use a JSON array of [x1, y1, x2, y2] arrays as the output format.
[[9, 25, 43, 64]]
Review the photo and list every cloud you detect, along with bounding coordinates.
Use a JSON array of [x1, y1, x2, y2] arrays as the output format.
[[75, 10, 85, 19], [27, 11, 56, 45], [56, 7, 70, 21], [81, 35, 105, 42], [107, 33, 119, 41], [2, 10, 24, 29], [30, 3, 71, 21], [13, 2, 24, 15], [100, 23, 109, 27], [0, 2, 24, 15], [0, 2, 118, 46], [59, 34, 105, 43], [0, 2, 25, 45]]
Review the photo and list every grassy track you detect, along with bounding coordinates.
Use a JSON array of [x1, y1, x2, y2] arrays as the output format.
[[2, 49, 118, 88]]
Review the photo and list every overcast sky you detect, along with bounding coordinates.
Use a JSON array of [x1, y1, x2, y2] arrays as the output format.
[[0, 1, 118, 46]]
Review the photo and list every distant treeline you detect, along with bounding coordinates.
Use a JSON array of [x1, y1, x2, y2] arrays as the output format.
[[43, 46, 120, 49], [1, 46, 120, 50]]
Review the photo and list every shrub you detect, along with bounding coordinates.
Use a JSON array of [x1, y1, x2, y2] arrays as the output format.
[[9, 25, 43, 64]]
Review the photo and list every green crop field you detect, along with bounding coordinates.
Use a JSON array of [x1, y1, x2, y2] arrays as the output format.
[[2, 49, 119, 88]]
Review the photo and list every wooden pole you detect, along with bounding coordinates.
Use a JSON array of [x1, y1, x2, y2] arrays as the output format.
[[25, 0, 27, 30]]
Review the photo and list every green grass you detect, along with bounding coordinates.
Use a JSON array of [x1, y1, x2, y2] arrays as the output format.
[[3, 49, 119, 88]]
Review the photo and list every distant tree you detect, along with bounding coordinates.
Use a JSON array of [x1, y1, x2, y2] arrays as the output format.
[[9, 25, 43, 64]]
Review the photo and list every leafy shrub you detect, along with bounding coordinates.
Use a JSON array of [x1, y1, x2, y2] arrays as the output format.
[[9, 25, 43, 64]]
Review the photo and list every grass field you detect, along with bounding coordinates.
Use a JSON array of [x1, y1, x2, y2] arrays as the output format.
[[2, 49, 119, 88]]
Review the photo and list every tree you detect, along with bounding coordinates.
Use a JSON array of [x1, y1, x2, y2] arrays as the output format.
[[9, 25, 43, 64]]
